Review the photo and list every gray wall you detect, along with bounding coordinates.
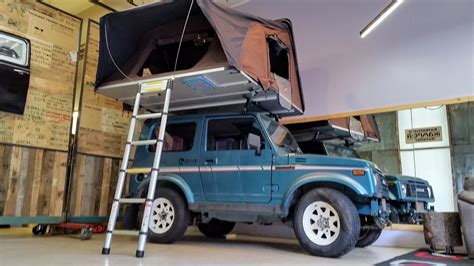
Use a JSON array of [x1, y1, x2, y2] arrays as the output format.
[[357, 112, 401, 175], [448, 102, 474, 193]]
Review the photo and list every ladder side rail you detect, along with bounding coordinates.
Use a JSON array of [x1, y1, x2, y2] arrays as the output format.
[[135, 80, 173, 257], [102, 92, 141, 255]]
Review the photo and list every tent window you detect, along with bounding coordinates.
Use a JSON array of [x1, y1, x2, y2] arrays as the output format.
[[267, 36, 289, 79], [139, 33, 214, 76]]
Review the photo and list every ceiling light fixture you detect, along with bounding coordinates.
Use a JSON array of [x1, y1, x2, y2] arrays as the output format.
[[360, 0, 404, 38]]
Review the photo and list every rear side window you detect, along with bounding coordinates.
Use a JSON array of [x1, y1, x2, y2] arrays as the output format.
[[207, 117, 263, 151], [148, 123, 196, 152], [0, 32, 29, 66]]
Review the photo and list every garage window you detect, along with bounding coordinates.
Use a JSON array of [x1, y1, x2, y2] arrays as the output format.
[[148, 122, 196, 152], [267, 35, 289, 79]]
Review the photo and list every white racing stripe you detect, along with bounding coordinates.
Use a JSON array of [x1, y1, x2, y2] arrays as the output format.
[[156, 165, 365, 174]]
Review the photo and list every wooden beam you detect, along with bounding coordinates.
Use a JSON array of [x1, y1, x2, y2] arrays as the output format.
[[283, 96, 474, 124]]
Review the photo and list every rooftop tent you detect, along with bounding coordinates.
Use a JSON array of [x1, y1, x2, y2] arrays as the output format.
[[95, 0, 304, 116], [287, 115, 381, 143]]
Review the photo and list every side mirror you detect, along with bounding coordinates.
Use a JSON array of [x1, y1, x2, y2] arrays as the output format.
[[247, 133, 262, 156]]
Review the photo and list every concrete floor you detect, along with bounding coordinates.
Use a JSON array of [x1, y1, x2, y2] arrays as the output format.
[[0, 227, 414, 266]]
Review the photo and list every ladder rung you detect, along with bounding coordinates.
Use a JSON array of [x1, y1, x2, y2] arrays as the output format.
[[136, 113, 162, 120], [131, 140, 157, 146], [126, 168, 151, 174], [119, 198, 146, 204], [113, 230, 140, 236]]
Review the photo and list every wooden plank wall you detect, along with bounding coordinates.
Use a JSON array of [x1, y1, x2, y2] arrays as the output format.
[[68, 154, 129, 217], [0, 144, 67, 217]]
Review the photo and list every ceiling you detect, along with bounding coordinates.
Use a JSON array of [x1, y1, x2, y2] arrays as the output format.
[[44, 0, 249, 16], [236, 0, 473, 71]]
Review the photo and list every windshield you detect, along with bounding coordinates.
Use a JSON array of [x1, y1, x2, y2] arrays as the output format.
[[324, 143, 361, 159], [261, 115, 302, 154]]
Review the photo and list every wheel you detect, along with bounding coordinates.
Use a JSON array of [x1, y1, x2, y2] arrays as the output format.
[[293, 188, 360, 257], [198, 219, 235, 238], [389, 205, 400, 224], [356, 228, 383, 247], [32, 224, 48, 235], [147, 187, 189, 244], [32, 225, 42, 235], [123, 204, 139, 229], [80, 228, 92, 240]]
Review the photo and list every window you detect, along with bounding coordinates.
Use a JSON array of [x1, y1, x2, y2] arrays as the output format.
[[267, 35, 289, 79], [260, 115, 302, 154], [148, 123, 196, 152], [207, 117, 264, 151], [0, 32, 28, 66]]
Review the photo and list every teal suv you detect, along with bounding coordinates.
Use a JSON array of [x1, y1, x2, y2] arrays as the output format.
[[124, 113, 390, 257]]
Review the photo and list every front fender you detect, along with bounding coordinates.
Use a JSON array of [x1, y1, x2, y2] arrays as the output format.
[[136, 174, 195, 203], [281, 172, 369, 216]]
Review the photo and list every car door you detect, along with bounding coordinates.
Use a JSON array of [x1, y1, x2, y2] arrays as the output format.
[[144, 121, 203, 194], [0, 31, 30, 114], [199, 116, 273, 203]]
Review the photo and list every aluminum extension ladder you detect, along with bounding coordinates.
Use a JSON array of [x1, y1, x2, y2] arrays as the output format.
[[102, 78, 173, 258]]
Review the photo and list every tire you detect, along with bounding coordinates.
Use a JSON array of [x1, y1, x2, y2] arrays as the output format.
[[198, 219, 235, 238], [356, 228, 383, 247], [147, 187, 190, 244], [389, 205, 400, 224], [293, 188, 360, 257], [123, 204, 139, 230]]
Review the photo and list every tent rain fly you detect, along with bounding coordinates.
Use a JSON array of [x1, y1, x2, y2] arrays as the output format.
[[95, 0, 304, 116]]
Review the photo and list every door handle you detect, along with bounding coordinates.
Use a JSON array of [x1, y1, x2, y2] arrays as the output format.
[[178, 158, 184, 165], [14, 69, 27, 75]]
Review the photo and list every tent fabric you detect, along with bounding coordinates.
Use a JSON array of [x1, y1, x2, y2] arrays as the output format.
[[95, 0, 303, 112]]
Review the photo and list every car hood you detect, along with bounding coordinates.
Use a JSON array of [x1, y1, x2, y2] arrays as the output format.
[[385, 175, 430, 185], [289, 154, 371, 168]]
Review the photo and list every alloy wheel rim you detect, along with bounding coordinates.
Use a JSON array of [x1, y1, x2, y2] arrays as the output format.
[[302, 201, 340, 246], [149, 197, 175, 234]]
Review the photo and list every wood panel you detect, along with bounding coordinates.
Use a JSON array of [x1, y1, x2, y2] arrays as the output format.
[[69, 153, 128, 217], [76, 20, 140, 158], [0, 0, 81, 151], [0, 144, 68, 217]]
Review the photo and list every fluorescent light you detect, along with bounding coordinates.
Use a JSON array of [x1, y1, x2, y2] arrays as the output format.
[[71, 111, 79, 135], [360, 0, 404, 38]]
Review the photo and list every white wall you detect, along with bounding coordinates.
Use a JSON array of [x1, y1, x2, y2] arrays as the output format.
[[238, 0, 474, 118], [397, 107, 455, 212]]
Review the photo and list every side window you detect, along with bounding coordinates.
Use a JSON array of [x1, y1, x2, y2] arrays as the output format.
[[0, 31, 29, 66], [207, 117, 264, 151], [267, 35, 289, 80], [148, 123, 196, 152]]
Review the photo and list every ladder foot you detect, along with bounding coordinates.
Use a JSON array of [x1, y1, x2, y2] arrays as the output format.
[[135, 250, 145, 258], [102, 247, 111, 255]]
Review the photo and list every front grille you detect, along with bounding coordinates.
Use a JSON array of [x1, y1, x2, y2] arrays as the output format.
[[406, 183, 430, 198], [374, 169, 389, 196]]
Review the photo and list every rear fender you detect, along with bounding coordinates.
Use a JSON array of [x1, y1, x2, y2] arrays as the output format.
[[136, 174, 194, 203]]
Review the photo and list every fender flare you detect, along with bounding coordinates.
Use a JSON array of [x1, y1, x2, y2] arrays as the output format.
[[137, 174, 195, 203], [281, 172, 369, 216]]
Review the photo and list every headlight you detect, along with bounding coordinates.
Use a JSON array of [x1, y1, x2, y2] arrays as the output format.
[[372, 173, 378, 186], [427, 186, 432, 198], [400, 184, 407, 197]]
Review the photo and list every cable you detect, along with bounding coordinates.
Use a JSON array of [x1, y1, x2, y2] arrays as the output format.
[[173, 0, 195, 73], [104, 22, 135, 82]]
